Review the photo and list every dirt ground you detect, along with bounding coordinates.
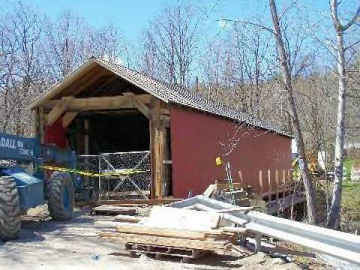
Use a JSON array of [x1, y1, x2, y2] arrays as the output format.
[[0, 206, 322, 270]]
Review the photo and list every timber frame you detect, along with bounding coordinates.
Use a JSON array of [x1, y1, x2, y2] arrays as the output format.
[[30, 57, 291, 200], [32, 82, 170, 199]]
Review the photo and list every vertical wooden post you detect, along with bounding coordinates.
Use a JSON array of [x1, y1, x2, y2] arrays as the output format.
[[282, 170, 286, 185], [150, 98, 165, 199], [84, 119, 90, 155], [268, 169, 272, 198], [275, 169, 279, 202], [162, 126, 170, 196], [83, 119, 90, 186], [157, 125, 165, 199], [259, 170, 263, 197], [238, 170, 244, 188], [282, 169, 286, 192], [150, 118, 155, 199]]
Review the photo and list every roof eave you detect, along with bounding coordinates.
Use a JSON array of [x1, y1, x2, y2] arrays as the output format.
[[168, 101, 293, 138]]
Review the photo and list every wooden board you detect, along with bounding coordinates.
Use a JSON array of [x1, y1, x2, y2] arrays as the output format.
[[92, 205, 137, 216], [144, 206, 221, 230], [44, 94, 151, 111], [95, 198, 181, 206], [114, 214, 142, 223], [125, 243, 208, 260], [100, 232, 233, 252], [62, 112, 78, 128], [47, 97, 73, 126], [116, 224, 209, 240], [123, 92, 150, 119]]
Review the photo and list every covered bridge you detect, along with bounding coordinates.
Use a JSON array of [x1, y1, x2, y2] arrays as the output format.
[[30, 58, 292, 199]]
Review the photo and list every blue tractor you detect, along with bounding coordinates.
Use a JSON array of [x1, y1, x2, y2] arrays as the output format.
[[0, 132, 76, 241]]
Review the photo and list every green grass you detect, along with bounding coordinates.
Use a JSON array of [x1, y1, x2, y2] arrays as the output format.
[[342, 181, 360, 192], [342, 181, 360, 221], [343, 159, 354, 182]]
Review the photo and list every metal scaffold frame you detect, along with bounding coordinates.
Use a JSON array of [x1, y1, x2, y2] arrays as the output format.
[[77, 151, 151, 200]]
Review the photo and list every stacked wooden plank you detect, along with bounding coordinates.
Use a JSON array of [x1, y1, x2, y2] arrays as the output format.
[[99, 206, 243, 259], [91, 205, 138, 216]]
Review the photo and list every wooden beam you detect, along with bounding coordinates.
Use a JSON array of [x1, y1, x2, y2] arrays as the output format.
[[123, 92, 150, 119], [62, 112, 78, 128], [162, 121, 171, 196], [43, 94, 152, 112], [150, 98, 166, 199], [95, 198, 181, 206], [116, 224, 208, 240], [63, 67, 109, 97], [47, 97, 73, 126], [160, 115, 170, 128], [150, 101, 158, 199], [84, 119, 90, 155]]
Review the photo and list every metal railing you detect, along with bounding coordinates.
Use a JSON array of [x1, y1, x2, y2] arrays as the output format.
[[171, 195, 360, 266]]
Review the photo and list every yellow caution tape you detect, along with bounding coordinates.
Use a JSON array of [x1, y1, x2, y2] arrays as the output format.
[[40, 165, 147, 178]]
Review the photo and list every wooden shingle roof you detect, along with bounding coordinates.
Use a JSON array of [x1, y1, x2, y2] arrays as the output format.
[[30, 57, 291, 137]]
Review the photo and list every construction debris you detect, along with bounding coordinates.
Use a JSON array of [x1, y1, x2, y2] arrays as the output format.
[[170, 195, 360, 266], [97, 192, 360, 266], [99, 204, 247, 261]]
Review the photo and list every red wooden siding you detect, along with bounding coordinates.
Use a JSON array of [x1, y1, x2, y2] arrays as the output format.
[[44, 117, 67, 148], [170, 106, 291, 198]]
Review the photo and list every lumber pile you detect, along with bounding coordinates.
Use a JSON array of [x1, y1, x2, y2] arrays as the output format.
[[99, 206, 247, 259]]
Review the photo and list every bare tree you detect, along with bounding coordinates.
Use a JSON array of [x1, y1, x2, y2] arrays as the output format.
[[0, 4, 129, 136], [0, 2, 45, 135], [327, 1, 360, 228], [43, 11, 128, 82], [268, 0, 317, 224], [140, 3, 200, 87], [200, 24, 275, 118]]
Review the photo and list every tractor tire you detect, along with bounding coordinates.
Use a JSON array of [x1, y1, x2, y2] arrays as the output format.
[[0, 176, 21, 241], [48, 172, 74, 221]]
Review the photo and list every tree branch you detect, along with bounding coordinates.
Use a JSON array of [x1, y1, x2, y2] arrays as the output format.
[[342, 6, 360, 31], [217, 19, 276, 35]]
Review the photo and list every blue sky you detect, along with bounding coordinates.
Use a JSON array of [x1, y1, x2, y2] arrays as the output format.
[[5, 0, 331, 43]]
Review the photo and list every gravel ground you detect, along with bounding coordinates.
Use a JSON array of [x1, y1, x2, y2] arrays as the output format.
[[0, 206, 309, 270]]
